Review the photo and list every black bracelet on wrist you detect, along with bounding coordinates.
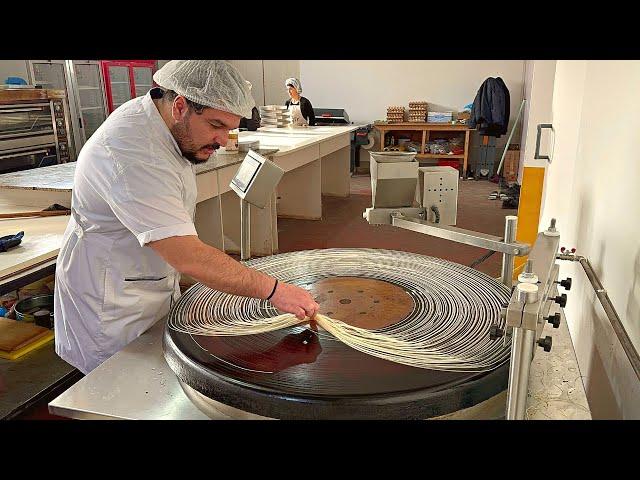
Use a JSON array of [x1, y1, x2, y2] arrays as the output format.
[[266, 278, 279, 301]]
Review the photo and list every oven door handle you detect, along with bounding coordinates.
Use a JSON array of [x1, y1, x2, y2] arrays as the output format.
[[0, 129, 55, 140], [0, 149, 50, 160], [0, 107, 48, 114]]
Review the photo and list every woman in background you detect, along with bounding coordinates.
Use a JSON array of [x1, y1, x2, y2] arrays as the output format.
[[284, 77, 315, 126]]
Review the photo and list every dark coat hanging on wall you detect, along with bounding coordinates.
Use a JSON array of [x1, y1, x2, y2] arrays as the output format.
[[468, 77, 510, 137]]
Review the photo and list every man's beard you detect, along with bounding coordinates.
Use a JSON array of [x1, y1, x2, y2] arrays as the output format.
[[171, 118, 219, 164]]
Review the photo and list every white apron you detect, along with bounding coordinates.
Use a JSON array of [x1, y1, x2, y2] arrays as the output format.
[[289, 101, 308, 126], [54, 91, 198, 374]]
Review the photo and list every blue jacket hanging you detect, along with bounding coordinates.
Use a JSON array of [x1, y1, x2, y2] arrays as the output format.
[[468, 77, 510, 137]]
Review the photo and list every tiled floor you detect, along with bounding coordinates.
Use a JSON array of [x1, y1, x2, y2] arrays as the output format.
[[12, 380, 78, 420]]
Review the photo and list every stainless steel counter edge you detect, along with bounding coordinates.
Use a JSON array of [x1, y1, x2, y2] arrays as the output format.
[[0, 126, 360, 191], [0, 149, 281, 193], [48, 319, 211, 420], [194, 148, 279, 175]]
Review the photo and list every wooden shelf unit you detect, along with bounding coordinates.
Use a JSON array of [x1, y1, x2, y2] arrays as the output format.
[[374, 123, 472, 177], [416, 153, 464, 159]]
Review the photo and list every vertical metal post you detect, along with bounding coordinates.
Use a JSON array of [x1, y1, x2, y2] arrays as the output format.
[[501, 215, 518, 287], [506, 281, 540, 420], [216, 170, 226, 253], [240, 198, 251, 261], [506, 327, 536, 420]]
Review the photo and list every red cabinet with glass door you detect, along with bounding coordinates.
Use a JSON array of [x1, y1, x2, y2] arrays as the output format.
[[100, 60, 156, 113]]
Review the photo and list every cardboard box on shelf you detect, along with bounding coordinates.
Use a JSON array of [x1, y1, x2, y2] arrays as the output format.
[[503, 150, 520, 182], [386, 105, 405, 123], [427, 111, 453, 123]]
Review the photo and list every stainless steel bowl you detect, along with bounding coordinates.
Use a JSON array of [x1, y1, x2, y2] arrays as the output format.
[[15, 294, 54, 327]]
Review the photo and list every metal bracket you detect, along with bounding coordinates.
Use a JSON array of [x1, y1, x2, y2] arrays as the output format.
[[391, 215, 530, 256]]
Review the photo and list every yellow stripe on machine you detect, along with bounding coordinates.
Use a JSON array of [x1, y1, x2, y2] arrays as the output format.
[[514, 166, 546, 278]]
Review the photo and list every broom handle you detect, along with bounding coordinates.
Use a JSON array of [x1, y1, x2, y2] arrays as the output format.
[[0, 210, 70, 219], [496, 99, 526, 176]]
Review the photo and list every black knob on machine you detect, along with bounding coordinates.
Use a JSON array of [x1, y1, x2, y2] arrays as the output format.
[[489, 325, 504, 341], [560, 278, 572, 290], [554, 294, 567, 308], [545, 312, 561, 328], [537, 336, 552, 352]]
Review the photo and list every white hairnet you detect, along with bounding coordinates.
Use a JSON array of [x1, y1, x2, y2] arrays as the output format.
[[153, 60, 255, 118], [285, 77, 302, 94]]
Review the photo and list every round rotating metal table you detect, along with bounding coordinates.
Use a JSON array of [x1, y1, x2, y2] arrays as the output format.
[[163, 249, 511, 419]]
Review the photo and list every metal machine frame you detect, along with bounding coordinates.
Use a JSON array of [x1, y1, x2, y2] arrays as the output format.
[[365, 200, 569, 419], [362, 148, 574, 419], [366, 176, 640, 419], [501, 219, 565, 419]]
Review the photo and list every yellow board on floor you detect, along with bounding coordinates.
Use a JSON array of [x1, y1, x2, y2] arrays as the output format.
[[0, 331, 54, 360], [514, 166, 546, 277]]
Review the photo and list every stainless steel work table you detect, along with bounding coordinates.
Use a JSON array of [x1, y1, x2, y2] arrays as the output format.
[[48, 319, 225, 420], [48, 303, 591, 420]]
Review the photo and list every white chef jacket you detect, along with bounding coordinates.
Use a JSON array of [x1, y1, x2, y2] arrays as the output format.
[[54, 90, 198, 374]]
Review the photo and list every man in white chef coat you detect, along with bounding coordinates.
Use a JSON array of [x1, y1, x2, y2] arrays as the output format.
[[53, 60, 319, 374]]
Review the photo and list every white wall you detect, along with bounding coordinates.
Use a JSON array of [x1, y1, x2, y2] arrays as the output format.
[[229, 60, 300, 108], [519, 61, 533, 169], [541, 60, 640, 418], [520, 60, 557, 184], [0, 60, 29, 83], [300, 60, 525, 148], [228, 60, 266, 106], [263, 60, 299, 106]]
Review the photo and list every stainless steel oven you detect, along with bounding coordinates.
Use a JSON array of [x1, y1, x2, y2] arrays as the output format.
[[0, 89, 71, 173], [28, 60, 109, 157]]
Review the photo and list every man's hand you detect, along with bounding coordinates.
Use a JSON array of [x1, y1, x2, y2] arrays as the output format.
[[269, 281, 319, 321], [149, 236, 320, 319]]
